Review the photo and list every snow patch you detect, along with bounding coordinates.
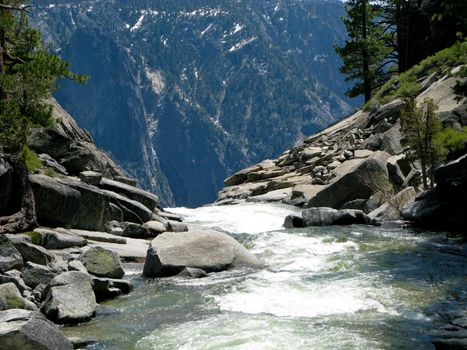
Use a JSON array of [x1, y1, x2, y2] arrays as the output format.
[[145, 68, 166, 95], [228, 37, 257, 53], [131, 14, 145, 31]]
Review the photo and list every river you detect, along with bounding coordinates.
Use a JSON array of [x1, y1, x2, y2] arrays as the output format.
[[64, 202, 467, 349]]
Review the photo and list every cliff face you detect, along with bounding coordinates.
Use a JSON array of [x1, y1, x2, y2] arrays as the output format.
[[218, 67, 467, 230], [31, 0, 355, 207]]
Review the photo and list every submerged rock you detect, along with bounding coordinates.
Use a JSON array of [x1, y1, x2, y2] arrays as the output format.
[[0, 309, 74, 350], [143, 230, 261, 277]]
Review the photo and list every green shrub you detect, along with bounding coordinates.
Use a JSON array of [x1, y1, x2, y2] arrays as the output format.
[[21, 145, 42, 172], [366, 41, 467, 108], [434, 127, 467, 159]]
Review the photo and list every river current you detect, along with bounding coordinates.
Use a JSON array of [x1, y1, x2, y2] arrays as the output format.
[[65, 202, 467, 350]]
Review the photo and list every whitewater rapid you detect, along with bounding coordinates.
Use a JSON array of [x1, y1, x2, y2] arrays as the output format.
[[65, 202, 467, 350]]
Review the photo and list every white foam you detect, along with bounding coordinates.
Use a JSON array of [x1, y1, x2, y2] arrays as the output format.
[[168, 203, 298, 234]]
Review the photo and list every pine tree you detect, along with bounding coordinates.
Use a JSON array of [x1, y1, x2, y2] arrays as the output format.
[[400, 97, 441, 190], [0, 0, 86, 152], [335, 0, 392, 102]]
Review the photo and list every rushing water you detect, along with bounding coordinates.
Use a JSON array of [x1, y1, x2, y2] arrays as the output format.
[[65, 203, 467, 350]]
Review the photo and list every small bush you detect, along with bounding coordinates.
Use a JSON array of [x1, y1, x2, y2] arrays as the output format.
[[434, 127, 467, 159], [21, 145, 42, 172]]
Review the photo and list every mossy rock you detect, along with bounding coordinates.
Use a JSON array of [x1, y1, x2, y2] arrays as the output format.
[[79, 247, 124, 279], [0, 283, 25, 310]]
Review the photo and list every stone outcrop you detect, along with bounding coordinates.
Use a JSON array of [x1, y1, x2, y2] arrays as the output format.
[[143, 230, 261, 277], [402, 154, 467, 231], [217, 72, 466, 230]]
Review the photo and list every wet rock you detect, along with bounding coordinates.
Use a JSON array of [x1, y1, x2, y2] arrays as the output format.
[[143, 230, 261, 277], [79, 170, 102, 186], [22, 262, 59, 289], [0, 309, 74, 350], [29, 174, 81, 228], [91, 277, 132, 301], [283, 214, 305, 228], [177, 267, 208, 278], [168, 220, 188, 232], [159, 212, 183, 222], [79, 247, 124, 279], [42, 271, 96, 324], [13, 242, 55, 266], [300, 207, 377, 226], [0, 236, 23, 273], [100, 178, 159, 211]]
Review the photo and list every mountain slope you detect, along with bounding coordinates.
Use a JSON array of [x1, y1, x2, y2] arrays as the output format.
[[32, 0, 355, 206]]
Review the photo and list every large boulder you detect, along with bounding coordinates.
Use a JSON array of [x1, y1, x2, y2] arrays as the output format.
[[298, 207, 376, 227], [100, 178, 159, 211], [143, 230, 261, 277], [0, 236, 23, 273], [57, 178, 111, 232], [29, 175, 81, 228], [306, 151, 391, 209], [0, 309, 74, 350], [79, 247, 124, 279], [42, 272, 96, 324]]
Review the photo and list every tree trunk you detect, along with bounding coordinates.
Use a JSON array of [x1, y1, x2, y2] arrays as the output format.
[[362, 0, 371, 102], [0, 155, 37, 234]]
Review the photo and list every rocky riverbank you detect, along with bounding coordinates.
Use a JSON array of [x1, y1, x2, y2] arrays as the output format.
[[217, 69, 466, 232], [0, 100, 260, 348]]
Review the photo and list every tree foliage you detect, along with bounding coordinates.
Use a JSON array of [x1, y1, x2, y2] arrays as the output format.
[[335, 0, 392, 102], [0, 0, 86, 152], [400, 97, 441, 190], [336, 0, 467, 101]]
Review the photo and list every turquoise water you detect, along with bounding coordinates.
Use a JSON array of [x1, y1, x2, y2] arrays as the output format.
[[65, 203, 467, 350]]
